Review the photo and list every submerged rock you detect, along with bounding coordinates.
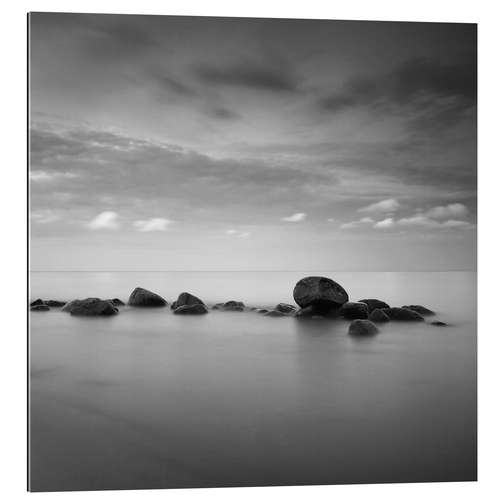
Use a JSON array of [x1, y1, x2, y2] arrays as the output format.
[[30, 304, 50, 311], [294, 305, 315, 318], [257, 309, 269, 314], [381, 307, 425, 321], [430, 320, 448, 326], [274, 303, 297, 315], [65, 298, 118, 317], [368, 308, 390, 323], [340, 302, 369, 319], [128, 287, 167, 307], [402, 305, 435, 316], [30, 299, 45, 307], [173, 303, 208, 315], [358, 299, 390, 312], [171, 292, 205, 310], [293, 276, 349, 314], [264, 310, 287, 317], [348, 319, 379, 336]]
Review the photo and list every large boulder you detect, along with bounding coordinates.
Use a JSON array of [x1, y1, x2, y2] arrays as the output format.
[[128, 287, 167, 307], [402, 305, 435, 316], [293, 276, 348, 314], [275, 303, 297, 315], [30, 304, 50, 311], [171, 292, 205, 310], [368, 308, 390, 323], [381, 307, 425, 321], [64, 298, 118, 317], [340, 302, 369, 319], [358, 299, 390, 312], [173, 303, 208, 315], [348, 319, 379, 336]]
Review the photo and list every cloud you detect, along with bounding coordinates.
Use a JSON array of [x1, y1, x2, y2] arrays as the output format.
[[358, 198, 400, 214], [133, 217, 173, 232], [30, 170, 78, 182], [282, 212, 306, 222], [424, 203, 469, 219], [195, 61, 298, 92], [31, 209, 60, 224], [373, 218, 395, 229], [87, 211, 119, 230], [340, 217, 374, 229], [225, 229, 250, 238], [397, 214, 473, 230]]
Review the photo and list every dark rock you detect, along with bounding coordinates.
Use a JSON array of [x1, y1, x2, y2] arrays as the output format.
[[402, 305, 435, 316], [30, 304, 50, 311], [107, 298, 125, 307], [430, 320, 447, 327], [173, 303, 208, 315], [264, 310, 287, 317], [171, 292, 205, 310], [358, 299, 390, 312], [348, 319, 379, 336], [65, 298, 118, 316], [275, 303, 297, 314], [340, 302, 369, 319], [293, 276, 348, 314], [381, 307, 425, 321], [294, 305, 315, 318], [45, 300, 66, 307], [128, 287, 167, 307], [220, 300, 245, 311], [368, 308, 390, 323], [30, 299, 45, 307], [257, 309, 269, 314]]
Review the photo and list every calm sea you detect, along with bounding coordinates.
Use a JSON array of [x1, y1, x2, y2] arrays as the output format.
[[29, 271, 477, 491]]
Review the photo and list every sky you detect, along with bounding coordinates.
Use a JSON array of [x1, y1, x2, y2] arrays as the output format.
[[29, 13, 476, 271]]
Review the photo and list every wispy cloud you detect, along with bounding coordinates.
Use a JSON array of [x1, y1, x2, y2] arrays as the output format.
[[225, 229, 250, 238], [424, 203, 469, 219], [358, 198, 400, 214], [30, 170, 78, 182], [133, 217, 173, 232], [373, 218, 395, 229], [282, 212, 306, 222], [340, 217, 374, 229], [87, 211, 119, 230]]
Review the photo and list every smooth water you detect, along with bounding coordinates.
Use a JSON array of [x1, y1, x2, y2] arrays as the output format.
[[29, 272, 476, 491]]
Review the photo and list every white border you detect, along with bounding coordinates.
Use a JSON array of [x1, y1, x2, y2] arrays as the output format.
[[2, 1, 499, 499]]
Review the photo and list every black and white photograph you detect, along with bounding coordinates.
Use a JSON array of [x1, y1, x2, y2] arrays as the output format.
[[28, 12, 477, 492]]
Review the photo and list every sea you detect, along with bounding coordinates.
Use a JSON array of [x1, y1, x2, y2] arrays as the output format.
[[29, 271, 477, 491]]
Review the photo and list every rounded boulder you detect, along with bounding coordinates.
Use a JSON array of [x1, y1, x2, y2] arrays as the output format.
[[293, 276, 349, 314], [128, 287, 167, 307]]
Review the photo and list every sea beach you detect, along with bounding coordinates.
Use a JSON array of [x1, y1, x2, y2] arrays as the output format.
[[29, 271, 476, 491]]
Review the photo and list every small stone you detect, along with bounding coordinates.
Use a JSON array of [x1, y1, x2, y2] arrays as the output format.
[[368, 309, 390, 323], [430, 320, 447, 326], [402, 305, 435, 316], [340, 302, 369, 319], [275, 303, 297, 314], [107, 298, 125, 307], [173, 303, 208, 315], [348, 319, 379, 336], [30, 304, 50, 311], [257, 309, 269, 314], [221, 301, 245, 311], [358, 299, 390, 312], [381, 307, 425, 322], [30, 299, 45, 307], [264, 310, 287, 317]]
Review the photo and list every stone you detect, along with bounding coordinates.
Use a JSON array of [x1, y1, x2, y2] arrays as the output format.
[[264, 310, 287, 317], [30, 299, 45, 307], [274, 303, 297, 314], [340, 302, 369, 319], [348, 319, 379, 336], [402, 305, 435, 316], [171, 292, 205, 310], [381, 307, 425, 321], [30, 304, 50, 311], [430, 320, 447, 326], [220, 301, 245, 311], [45, 300, 66, 307], [65, 298, 118, 316], [173, 303, 208, 315], [293, 276, 348, 314], [107, 298, 125, 306], [257, 309, 269, 314], [368, 308, 390, 323], [128, 287, 167, 307], [358, 299, 390, 312], [294, 306, 315, 318]]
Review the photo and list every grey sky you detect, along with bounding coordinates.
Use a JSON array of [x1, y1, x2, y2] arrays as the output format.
[[29, 13, 476, 271]]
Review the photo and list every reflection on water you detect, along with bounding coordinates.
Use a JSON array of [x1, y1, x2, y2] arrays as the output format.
[[29, 272, 476, 491]]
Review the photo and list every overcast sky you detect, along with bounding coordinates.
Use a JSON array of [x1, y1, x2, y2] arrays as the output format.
[[29, 13, 476, 271]]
